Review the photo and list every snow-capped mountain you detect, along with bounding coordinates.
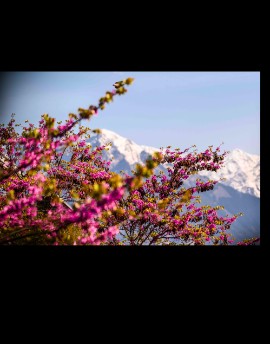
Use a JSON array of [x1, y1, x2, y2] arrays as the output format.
[[89, 129, 260, 199], [200, 149, 260, 198], [87, 129, 260, 242], [88, 129, 158, 173]]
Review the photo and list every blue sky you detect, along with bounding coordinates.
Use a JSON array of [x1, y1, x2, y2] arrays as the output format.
[[0, 72, 260, 154]]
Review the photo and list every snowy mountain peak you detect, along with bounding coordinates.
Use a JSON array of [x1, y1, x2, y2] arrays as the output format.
[[193, 148, 259, 198], [199, 148, 260, 198], [228, 148, 259, 161], [92, 129, 158, 152], [90, 129, 158, 167], [94, 129, 128, 142]]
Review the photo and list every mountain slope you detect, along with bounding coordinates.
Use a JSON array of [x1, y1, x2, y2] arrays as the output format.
[[200, 148, 260, 198], [88, 129, 158, 174], [199, 182, 260, 242]]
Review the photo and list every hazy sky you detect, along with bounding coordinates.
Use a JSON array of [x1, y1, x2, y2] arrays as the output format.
[[0, 72, 260, 155]]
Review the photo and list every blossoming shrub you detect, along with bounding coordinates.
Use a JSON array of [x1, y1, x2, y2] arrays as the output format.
[[0, 78, 259, 245]]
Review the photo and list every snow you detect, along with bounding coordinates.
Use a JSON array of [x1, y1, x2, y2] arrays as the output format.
[[90, 129, 159, 166], [199, 148, 260, 198]]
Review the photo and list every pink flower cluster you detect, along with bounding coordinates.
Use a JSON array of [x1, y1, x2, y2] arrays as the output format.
[[103, 146, 252, 245]]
